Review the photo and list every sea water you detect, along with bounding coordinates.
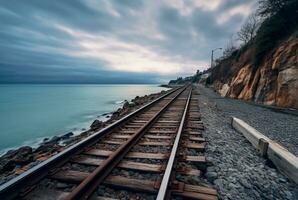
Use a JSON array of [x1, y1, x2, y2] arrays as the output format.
[[0, 84, 167, 154]]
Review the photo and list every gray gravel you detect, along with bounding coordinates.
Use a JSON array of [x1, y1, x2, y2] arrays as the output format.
[[196, 84, 298, 156], [195, 84, 298, 200]]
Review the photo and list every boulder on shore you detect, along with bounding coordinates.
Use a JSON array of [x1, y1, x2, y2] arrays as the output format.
[[90, 119, 104, 130], [122, 100, 130, 109], [0, 146, 33, 172], [60, 132, 74, 140]]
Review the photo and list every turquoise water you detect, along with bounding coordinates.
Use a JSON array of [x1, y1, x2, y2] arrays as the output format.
[[0, 84, 166, 154]]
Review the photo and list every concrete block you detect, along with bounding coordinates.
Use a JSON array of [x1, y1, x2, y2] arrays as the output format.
[[231, 117, 298, 184]]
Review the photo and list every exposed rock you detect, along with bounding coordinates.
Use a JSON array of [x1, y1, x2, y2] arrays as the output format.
[[276, 66, 298, 107], [122, 100, 130, 109], [62, 137, 77, 145], [35, 143, 60, 154], [90, 120, 104, 130], [60, 132, 74, 140], [211, 36, 298, 108], [48, 136, 61, 143], [219, 84, 230, 97], [128, 102, 136, 107], [1, 163, 15, 173], [227, 64, 252, 98], [0, 146, 33, 172], [11, 146, 33, 165]]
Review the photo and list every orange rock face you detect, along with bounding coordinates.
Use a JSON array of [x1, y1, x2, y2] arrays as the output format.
[[212, 36, 298, 108]]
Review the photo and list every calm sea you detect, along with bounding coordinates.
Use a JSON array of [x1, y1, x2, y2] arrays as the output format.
[[0, 84, 167, 154]]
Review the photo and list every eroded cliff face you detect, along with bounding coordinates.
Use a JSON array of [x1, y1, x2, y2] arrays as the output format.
[[212, 36, 298, 108]]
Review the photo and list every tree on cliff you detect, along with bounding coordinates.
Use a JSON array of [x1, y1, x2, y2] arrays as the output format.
[[223, 35, 237, 58], [210, 0, 297, 70], [237, 14, 260, 44], [254, 0, 298, 66]]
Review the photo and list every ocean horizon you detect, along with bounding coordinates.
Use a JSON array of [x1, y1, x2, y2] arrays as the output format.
[[0, 84, 167, 155]]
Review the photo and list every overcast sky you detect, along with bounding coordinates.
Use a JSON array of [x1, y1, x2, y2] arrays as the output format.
[[0, 0, 256, 83]]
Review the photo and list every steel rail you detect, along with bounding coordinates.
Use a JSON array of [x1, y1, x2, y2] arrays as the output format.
[[0, 86, 183, 200], [64, 86, 190, 200], [156, 87, 192, 200]]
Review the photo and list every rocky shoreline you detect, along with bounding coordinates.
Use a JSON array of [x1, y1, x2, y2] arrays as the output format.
[[0, 89, 168, 185]]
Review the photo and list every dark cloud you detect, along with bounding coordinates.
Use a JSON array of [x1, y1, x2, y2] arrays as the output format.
[[0, 0, 256, 83], [159, 7, 191, 39], [0, 63, 159, 84]]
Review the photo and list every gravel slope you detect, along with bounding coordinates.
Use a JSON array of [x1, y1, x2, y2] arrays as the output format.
[[195, 84, 298, 200]]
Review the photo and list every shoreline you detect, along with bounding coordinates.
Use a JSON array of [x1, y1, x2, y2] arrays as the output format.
[[0, 111, 113, 157], [0, 88, 168, 185]]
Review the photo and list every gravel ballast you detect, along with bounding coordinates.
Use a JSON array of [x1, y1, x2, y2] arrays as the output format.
[[195, 84, 298, 200], [196, 84, 298, 156]]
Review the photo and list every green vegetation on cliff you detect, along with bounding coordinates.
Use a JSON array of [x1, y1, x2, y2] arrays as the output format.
[[254, 0, 298, 66]]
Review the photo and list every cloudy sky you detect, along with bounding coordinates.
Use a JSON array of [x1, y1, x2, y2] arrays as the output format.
[[0, 0, 256, 83]]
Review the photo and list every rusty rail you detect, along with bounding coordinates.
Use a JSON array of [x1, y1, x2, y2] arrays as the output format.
[[156, 88, 192, 200], [0, 86, 183, 200], [64, 86, 189, 200]]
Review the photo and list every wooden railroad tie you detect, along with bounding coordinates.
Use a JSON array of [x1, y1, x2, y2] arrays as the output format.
[[50, 171, 217, 200]]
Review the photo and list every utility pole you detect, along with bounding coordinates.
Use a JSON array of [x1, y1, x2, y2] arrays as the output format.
[[211, 48, 222, 68]]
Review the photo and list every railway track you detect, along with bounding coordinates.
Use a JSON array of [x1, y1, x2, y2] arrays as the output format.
[[0, 85, 217, 200]]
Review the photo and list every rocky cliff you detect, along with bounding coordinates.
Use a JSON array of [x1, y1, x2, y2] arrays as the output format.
[[211, 35, 298, 108]]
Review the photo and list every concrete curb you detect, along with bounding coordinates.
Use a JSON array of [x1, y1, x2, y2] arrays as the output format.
[[231, 117, 298, 184]]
